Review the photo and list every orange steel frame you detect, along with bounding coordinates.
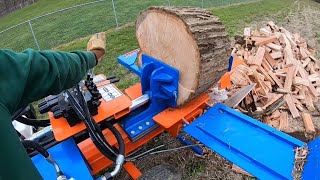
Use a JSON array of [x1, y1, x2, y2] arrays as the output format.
[[49, 56, 243, 179], [50, 82, 210, 180]]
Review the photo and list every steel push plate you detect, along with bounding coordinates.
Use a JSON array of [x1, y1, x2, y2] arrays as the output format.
[[184, 103, 304, 180]]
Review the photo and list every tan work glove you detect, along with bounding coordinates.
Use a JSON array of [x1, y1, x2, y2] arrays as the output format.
[[87, 32, 106, 64]]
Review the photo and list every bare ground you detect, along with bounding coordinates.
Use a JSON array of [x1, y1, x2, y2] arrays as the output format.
[[115, 1, 320, 179]]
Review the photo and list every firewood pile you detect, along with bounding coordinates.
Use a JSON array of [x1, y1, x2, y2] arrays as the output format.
[[230, 21, 318, 137]]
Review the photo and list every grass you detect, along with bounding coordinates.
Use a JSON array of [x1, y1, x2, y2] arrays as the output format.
[[0, 0, 263, 51], [57, 25, 140, 90], [53, 0, 294, 91], [212, 0, 293, 36]]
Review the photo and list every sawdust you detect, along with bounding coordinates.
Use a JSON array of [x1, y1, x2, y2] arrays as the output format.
[[292, 145, 309, 180]]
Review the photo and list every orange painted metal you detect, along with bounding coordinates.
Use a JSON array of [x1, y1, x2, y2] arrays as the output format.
[[50, 82, 132, 141], [123, 162, 142, 180], [219, 56, 245, 89], [51, 81, 210, 178], [125, 83, 142, 100], [78, 124, 164, 175], [153, 93, 210, 137]]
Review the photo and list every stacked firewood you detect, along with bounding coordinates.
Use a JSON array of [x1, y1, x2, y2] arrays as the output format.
[[230, 21, 319, 136]]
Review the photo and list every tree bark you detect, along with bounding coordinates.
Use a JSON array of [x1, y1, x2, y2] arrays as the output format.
[[136, 6, 230, 106]]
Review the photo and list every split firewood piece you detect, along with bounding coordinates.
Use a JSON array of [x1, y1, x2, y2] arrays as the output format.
[[262, 94, 283, 110], [255, 35, 277, 46], [282, 34, 296, 65], [284, 94, 300, 118], [283, 65, 296, 92], [264, 51, 277, 67], [268, 70, 284, 88], [279, 111, 289, 132], [247, 47, 265, 66], [257, 66, 275, 85], [293, 76, 309, 86], [262, 58, 273, 71], [244, 27, 251, 37], [266, 43, 282, 51], [302, 58, 311, 68], [301, 112, 315, 134], [260, 27, 273, 36], [292, 97, 305, 112], [298, 64, 318, 97], [267, 21, 279, 31], [270, 51, 283, 59], [305, 91, 316, 111], [299, 47, 310, 60], [231, 164, 253, 177], [136, 7, 230, 106], [308, 74, 320, 82]]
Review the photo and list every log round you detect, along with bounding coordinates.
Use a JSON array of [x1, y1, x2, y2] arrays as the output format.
[[136, 6, 230, 106]]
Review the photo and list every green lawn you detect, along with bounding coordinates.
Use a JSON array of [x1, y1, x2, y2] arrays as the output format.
[[54, 0, 294, 90], [0, 0, 262, 51], [212, 0, 293, 36]]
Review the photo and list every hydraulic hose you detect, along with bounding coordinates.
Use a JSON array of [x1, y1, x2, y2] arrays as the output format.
[[22, 140, 49, 158], [66, 89, 118, 161], [22, 140, 63, 177], [69, 86, 125, 179], [16, 116, 50, 127]]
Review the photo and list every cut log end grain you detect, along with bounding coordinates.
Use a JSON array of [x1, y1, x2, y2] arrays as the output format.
[[136, 6, 230, 106]]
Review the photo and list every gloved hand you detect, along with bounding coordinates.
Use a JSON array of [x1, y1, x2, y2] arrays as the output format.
[[87, 32, 106, 64]]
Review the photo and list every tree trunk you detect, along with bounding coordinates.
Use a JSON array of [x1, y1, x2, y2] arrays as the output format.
[[136, 6, 231, 106]]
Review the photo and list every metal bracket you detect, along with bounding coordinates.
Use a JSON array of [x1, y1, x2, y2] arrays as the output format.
[[119, 52, 179, 141]]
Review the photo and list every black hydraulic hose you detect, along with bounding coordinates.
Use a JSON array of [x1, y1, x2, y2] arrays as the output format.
[[104, 122, 125, 155], [12, 107, 26, 120], [66, 90, 117, 161], [22, 140, 49, 158], [15, 116, 50, 127], [75, 86, 119, 155], [22, 140, 63, 177]]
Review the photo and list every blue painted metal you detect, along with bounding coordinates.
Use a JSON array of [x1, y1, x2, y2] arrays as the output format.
[[119, 52, 179, 140], [302, 137, 320, 180], [184, 103, 304, 180], [32, 138, 93, 180], [227, 55, 233, 72], [177, 134, 204, 155], [118, 49, 141, 76]]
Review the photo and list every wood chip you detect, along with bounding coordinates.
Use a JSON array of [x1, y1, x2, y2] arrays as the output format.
[[270, 51, 283, 59]]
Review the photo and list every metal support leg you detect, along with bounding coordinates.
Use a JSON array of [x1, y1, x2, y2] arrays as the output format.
[[28, 20, 40, 50], [111, 0, 119, 28]]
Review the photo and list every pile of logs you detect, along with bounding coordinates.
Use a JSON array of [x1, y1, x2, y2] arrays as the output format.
[[230, 22, 319, 138]]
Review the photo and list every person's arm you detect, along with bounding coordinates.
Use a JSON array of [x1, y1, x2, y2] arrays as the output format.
[[0, 49, 97, 114]]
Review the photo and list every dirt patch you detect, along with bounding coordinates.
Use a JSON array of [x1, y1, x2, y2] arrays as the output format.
[[115, 133, 244, 180]]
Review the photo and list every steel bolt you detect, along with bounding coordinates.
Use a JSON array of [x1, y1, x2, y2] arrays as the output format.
[[138, 126, 143, 130], [130, 131, 135, 135], [145, 122, 150, 126]]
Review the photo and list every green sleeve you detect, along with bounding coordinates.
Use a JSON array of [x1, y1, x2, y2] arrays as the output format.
[[0, 49, 97, 180], [0, 49, 97, 114]]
